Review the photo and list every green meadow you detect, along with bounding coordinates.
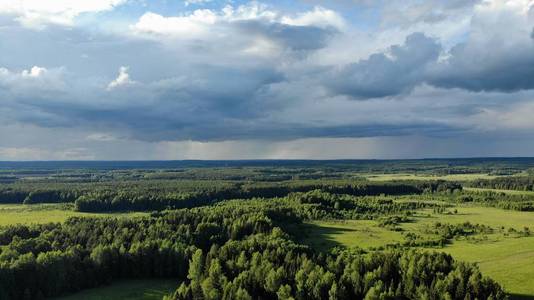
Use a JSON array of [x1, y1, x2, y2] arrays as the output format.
[[300, 205, 534, 298], [0, 204, 147, 226], [364, 173, 501, 182]]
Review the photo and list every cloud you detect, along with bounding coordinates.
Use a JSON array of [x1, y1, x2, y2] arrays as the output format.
[[234, 21, 335, 52], [130, 3, 340, 61], [86, 133, 119, 142], [327, 33, 441, 99], [107, 66, 135, 90], [281, 6, 346, 30], [429, 0, 534, 92], [0, 65, 66, 94], [132, 10, 217, 38], [0, 146, 95, 160], [0, 0, 127, 28], [322, 0, 534, 97], [21, 66, 46, 77], [184, 0, 213, 7], [380, 0, 480, 27], [2, 0, 534, 161], [471, 101, 534, 131], [0, 147, 48, 160], [132, 3, 344, 40]]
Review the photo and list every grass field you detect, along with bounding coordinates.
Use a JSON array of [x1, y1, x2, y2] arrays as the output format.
[[53, 279, 178, 300], [299, 220, 404, 251], [300, 205, 534, 298], [442, 238, 534, 299], [0, 204, 147, 226], [364, 173, 501, 181]]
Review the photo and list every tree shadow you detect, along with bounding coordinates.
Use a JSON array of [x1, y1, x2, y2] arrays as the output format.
[[294, 222, 357, 251], [510, 294, 534, 300]]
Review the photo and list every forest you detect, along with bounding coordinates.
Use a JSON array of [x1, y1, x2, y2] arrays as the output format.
[[1, 159, 534, 299]]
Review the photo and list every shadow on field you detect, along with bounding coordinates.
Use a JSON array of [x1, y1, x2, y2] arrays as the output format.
[[293, 222, 356, 251], [511, 294, 534, 300]]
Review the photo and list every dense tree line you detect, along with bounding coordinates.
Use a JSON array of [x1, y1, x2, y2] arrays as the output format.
[[0, 199, 504, 300], [456, 191, 534, 211], [0, 180, 236, 205], [284, 190, 445, 220], [0, 204, 278, 299], [468, 176, 534, 191], [0, 179, 460, 212], [73, 180, 460, 213], [5, 158, 534, 180], [207, 190, 447, 224], [169, 233, 504, 300]]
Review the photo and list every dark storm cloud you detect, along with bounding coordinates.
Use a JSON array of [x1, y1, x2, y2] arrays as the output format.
[[425, 2, 534, 93], [327, 25, 534, 98], [430, 36, 534, 92], [117, 119, 462, 142], [233, 20, 336, 51], [327, 33, 441, 99]]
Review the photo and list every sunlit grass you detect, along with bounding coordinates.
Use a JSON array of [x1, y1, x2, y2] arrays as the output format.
[[299, 220, 404, 251], [302, 205, 534, 297], [0, 204, 148, 226], [364, 173, 500, 181]]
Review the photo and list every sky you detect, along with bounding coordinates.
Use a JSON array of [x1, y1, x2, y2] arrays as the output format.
[[0, 0, 533, 160]]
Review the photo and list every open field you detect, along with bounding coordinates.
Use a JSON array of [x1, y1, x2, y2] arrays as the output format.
[[0, 204, 147, 226], [53, 279, 177, 300], [300, 205, 534, 297], [443, 238, 534, 299], [364, 173, 502, 181], [298, 220, 404, 251]]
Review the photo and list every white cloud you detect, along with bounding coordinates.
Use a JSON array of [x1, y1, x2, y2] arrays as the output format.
[[184, 0, 213, 7], [480, 0, 533, 16], [0, 0, 127, 28], [0, 66, 47, 79], [131, 3, 277, 38], [21, 66, 47, 78], [132, 3, 344, 38], [281, 6, 346, 30], [107, 66, 135, 90], [132, 10, 217, 37], [0, 66, 66, 92], [221, 2, 278, 21]]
